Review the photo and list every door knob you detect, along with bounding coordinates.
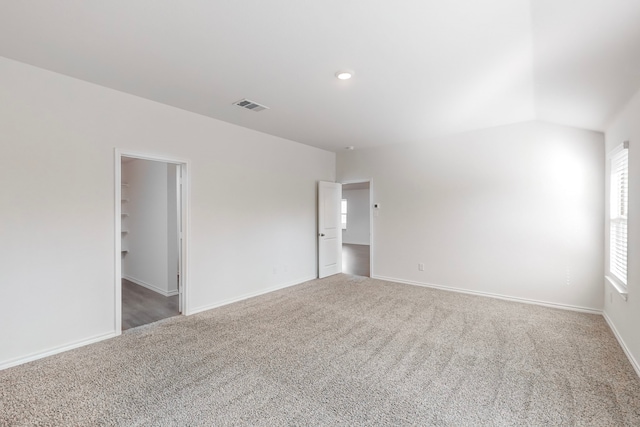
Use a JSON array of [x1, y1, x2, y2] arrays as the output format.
[[320, 233, 325, 237]]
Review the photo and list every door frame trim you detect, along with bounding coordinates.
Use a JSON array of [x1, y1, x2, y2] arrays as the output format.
[[114, 149, 191, 334], [340, 179, 373, 277]]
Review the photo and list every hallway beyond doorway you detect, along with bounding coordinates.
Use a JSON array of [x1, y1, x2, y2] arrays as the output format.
[[342, 244, 370, 277]]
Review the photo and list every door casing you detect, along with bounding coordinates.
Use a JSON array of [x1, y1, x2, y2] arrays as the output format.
[[114, 149, 191, 334]]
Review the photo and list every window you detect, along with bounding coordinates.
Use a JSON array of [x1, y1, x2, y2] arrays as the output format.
[[609, 142, 629, 287], [341, 199, 347, 229]]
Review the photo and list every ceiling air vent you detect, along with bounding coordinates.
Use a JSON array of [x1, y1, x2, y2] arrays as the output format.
[[233, 98, 269, 112]]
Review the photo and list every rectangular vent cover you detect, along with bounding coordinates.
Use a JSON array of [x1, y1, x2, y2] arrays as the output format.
[[233, 98, 269, 112]]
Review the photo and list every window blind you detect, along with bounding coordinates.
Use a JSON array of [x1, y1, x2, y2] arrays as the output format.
[[341, 199, 347, 230], [610, 144, 629, 285]]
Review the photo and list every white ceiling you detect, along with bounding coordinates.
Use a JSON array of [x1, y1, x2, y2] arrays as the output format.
[[1, 1, 639, 152]]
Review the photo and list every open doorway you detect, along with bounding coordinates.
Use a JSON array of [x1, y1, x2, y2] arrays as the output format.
[[341, 181, 371, 277], [115, 150, 189, 333]]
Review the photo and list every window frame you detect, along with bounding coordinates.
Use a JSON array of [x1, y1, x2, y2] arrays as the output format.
[[341, 199, 347, 230], [606, 141, 629, 299]]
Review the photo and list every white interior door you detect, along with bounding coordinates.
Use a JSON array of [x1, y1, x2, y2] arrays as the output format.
[[318, 181, 342, 278]]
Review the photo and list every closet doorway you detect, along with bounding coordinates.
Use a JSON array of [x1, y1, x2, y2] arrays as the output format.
[[114, 150, 189, 333]]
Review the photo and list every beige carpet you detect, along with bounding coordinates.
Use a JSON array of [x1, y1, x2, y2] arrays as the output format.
[[1, 274, 639, 426]]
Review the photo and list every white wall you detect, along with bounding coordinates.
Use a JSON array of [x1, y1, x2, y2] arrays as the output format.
[[0, 56, 334, 368], [342, 188, 370, 245], [603, 87, 640, 374], [337, 121, 604, 311], [122, 159, 177, 296]]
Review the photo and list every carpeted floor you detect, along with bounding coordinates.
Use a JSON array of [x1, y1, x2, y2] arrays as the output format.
[[1, 274, 639, 426]]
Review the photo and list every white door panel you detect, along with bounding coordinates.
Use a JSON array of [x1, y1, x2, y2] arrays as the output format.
[[318, 181, 342, 278]]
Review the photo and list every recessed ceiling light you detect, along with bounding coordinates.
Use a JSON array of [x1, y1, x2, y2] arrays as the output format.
[[345, 146, 355, 150], [335, 71, 353, 80]]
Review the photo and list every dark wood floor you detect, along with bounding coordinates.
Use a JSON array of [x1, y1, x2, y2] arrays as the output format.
[[122, 279, 179, 331], [342, 243, 370, 277]]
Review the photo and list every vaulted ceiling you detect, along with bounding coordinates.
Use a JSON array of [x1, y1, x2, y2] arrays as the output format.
[[1, 1, 639, 151]]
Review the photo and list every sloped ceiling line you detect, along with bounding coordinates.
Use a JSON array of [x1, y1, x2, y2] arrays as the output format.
[[0, 0, 638, 151]]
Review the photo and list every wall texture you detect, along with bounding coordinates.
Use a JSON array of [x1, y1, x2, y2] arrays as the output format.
[[337, 121, 604, 311], [342, 188, 370, 245], [0, 57, 334, 368], [603, 87, 640, 374]]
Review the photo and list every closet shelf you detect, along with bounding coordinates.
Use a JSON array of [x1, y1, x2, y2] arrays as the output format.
[[120, 182, 128, 255]]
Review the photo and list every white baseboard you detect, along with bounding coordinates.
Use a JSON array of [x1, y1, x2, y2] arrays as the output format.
[[2, 276, 314, 370], [123, 275, 178, 297], [371, 275, 603, 315], [188, 275, 317, 316], [603, 312, 640, 378], [0, 332, 116, 371]]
